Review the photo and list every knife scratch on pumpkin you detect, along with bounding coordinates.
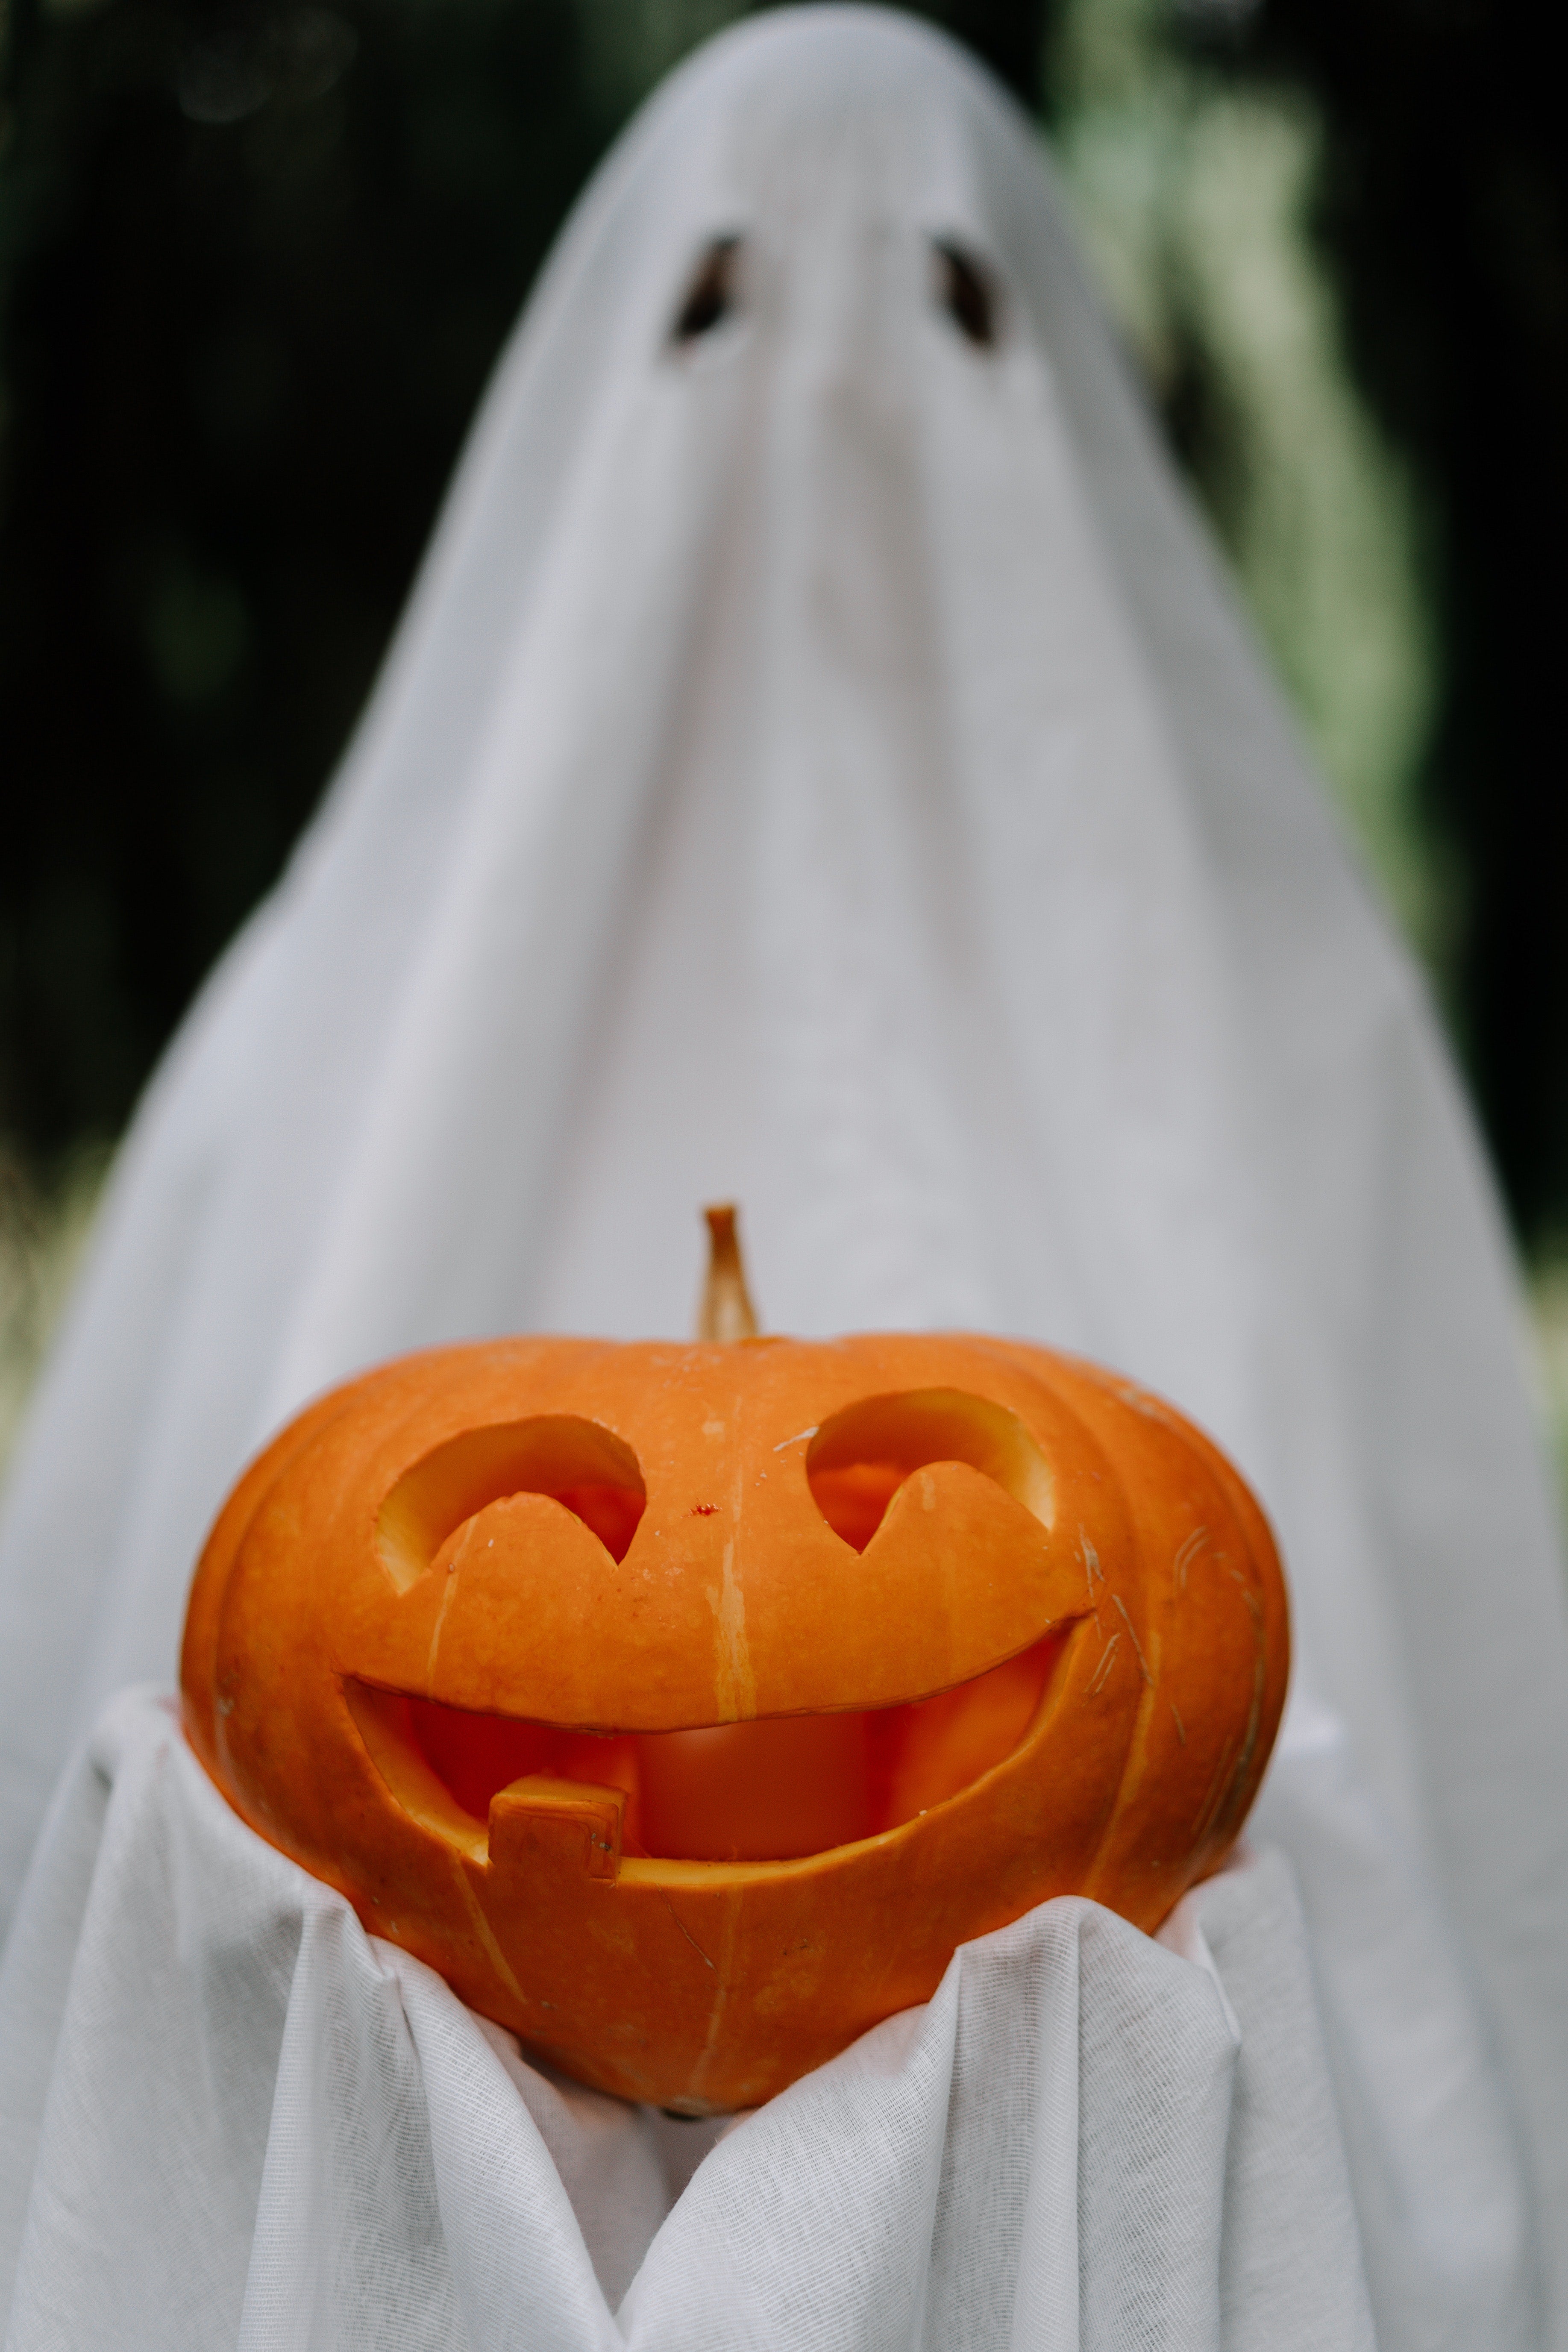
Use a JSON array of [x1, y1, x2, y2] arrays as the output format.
[[1111, 1593, 1153, 1685], [425, 1549, 462, 1688], [1173, 1526, 1207, 1594], [1087, 1631, 1120, 1693], [1081, 1527, 1105, 1627], [658, 1885, 716, 1972], [691, 1893, 744, 2099], [452, 1860, 529, 2007]]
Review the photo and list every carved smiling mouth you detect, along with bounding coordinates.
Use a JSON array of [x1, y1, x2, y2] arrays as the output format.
[[346, 1391, 1079, 1868], [346, 1624, 1070, 1867]]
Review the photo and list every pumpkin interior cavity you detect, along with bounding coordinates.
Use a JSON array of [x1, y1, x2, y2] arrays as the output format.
[[376, 1415, 646, 1591], [348, 1627, 1068, 1865], [806, 1389, 1055, 1551]]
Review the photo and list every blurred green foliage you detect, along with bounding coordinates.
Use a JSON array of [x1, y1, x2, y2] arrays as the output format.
[[1240, 0, 1568, 1244], [0, 0, 606, 1147], [0, 0, 1047, 1161], [0, 0, 1564, 1251], [1047, 0, 1441, 963]]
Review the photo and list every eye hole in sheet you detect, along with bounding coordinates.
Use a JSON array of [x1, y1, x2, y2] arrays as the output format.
[[670, 234, 743, 346], [932, 235, 998, 349]]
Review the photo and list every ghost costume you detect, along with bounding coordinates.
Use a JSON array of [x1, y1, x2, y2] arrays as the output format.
[[3, 8, 1567, 2348]]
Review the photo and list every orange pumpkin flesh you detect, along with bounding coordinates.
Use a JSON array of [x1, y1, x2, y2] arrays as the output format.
[[380, 1623, 1066, 1862], [182, 1286, 1289, 2113]]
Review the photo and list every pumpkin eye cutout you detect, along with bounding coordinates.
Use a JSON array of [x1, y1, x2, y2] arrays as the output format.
[[669, 234, 743, 347], [806, 1388, 1054, 1550], [931, 236, 999, 350], [375, 1414, 646, 1589]]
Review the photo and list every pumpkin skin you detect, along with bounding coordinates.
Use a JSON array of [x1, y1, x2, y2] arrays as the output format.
[[182, 1330, 1288, 2112]]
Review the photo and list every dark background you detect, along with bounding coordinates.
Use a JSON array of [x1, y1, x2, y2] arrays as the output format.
[[1, 0, 1563, 1237]]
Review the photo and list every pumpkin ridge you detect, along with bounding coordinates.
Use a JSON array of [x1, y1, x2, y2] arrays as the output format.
[[185, 1313, 1288, 2107]]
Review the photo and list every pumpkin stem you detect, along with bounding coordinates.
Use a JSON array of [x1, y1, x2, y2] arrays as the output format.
[[699, 1204, 760, 1342]]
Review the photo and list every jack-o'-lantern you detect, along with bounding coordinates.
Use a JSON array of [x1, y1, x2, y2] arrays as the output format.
[[183, 1208, 1288, 2112]]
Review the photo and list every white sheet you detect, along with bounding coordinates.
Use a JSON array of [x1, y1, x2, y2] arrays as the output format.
[[0, 1690, 1380, 2352], [1, 7, 1565, 2339]]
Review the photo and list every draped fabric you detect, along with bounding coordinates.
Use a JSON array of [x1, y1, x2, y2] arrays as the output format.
[[1, 8, 1566, 2341], [0, 1691, 1376, 2352]]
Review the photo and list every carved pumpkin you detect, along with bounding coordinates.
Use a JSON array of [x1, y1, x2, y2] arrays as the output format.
[[182, 1211, 1288, 2112]]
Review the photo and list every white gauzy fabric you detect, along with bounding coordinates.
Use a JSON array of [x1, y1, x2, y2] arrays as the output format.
[[1, 3, 1566, 2343], [0, 1690, 1377, 2352]]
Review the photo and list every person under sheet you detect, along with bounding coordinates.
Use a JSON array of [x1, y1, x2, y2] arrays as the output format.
[[2, 9, 1566, 2348]]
